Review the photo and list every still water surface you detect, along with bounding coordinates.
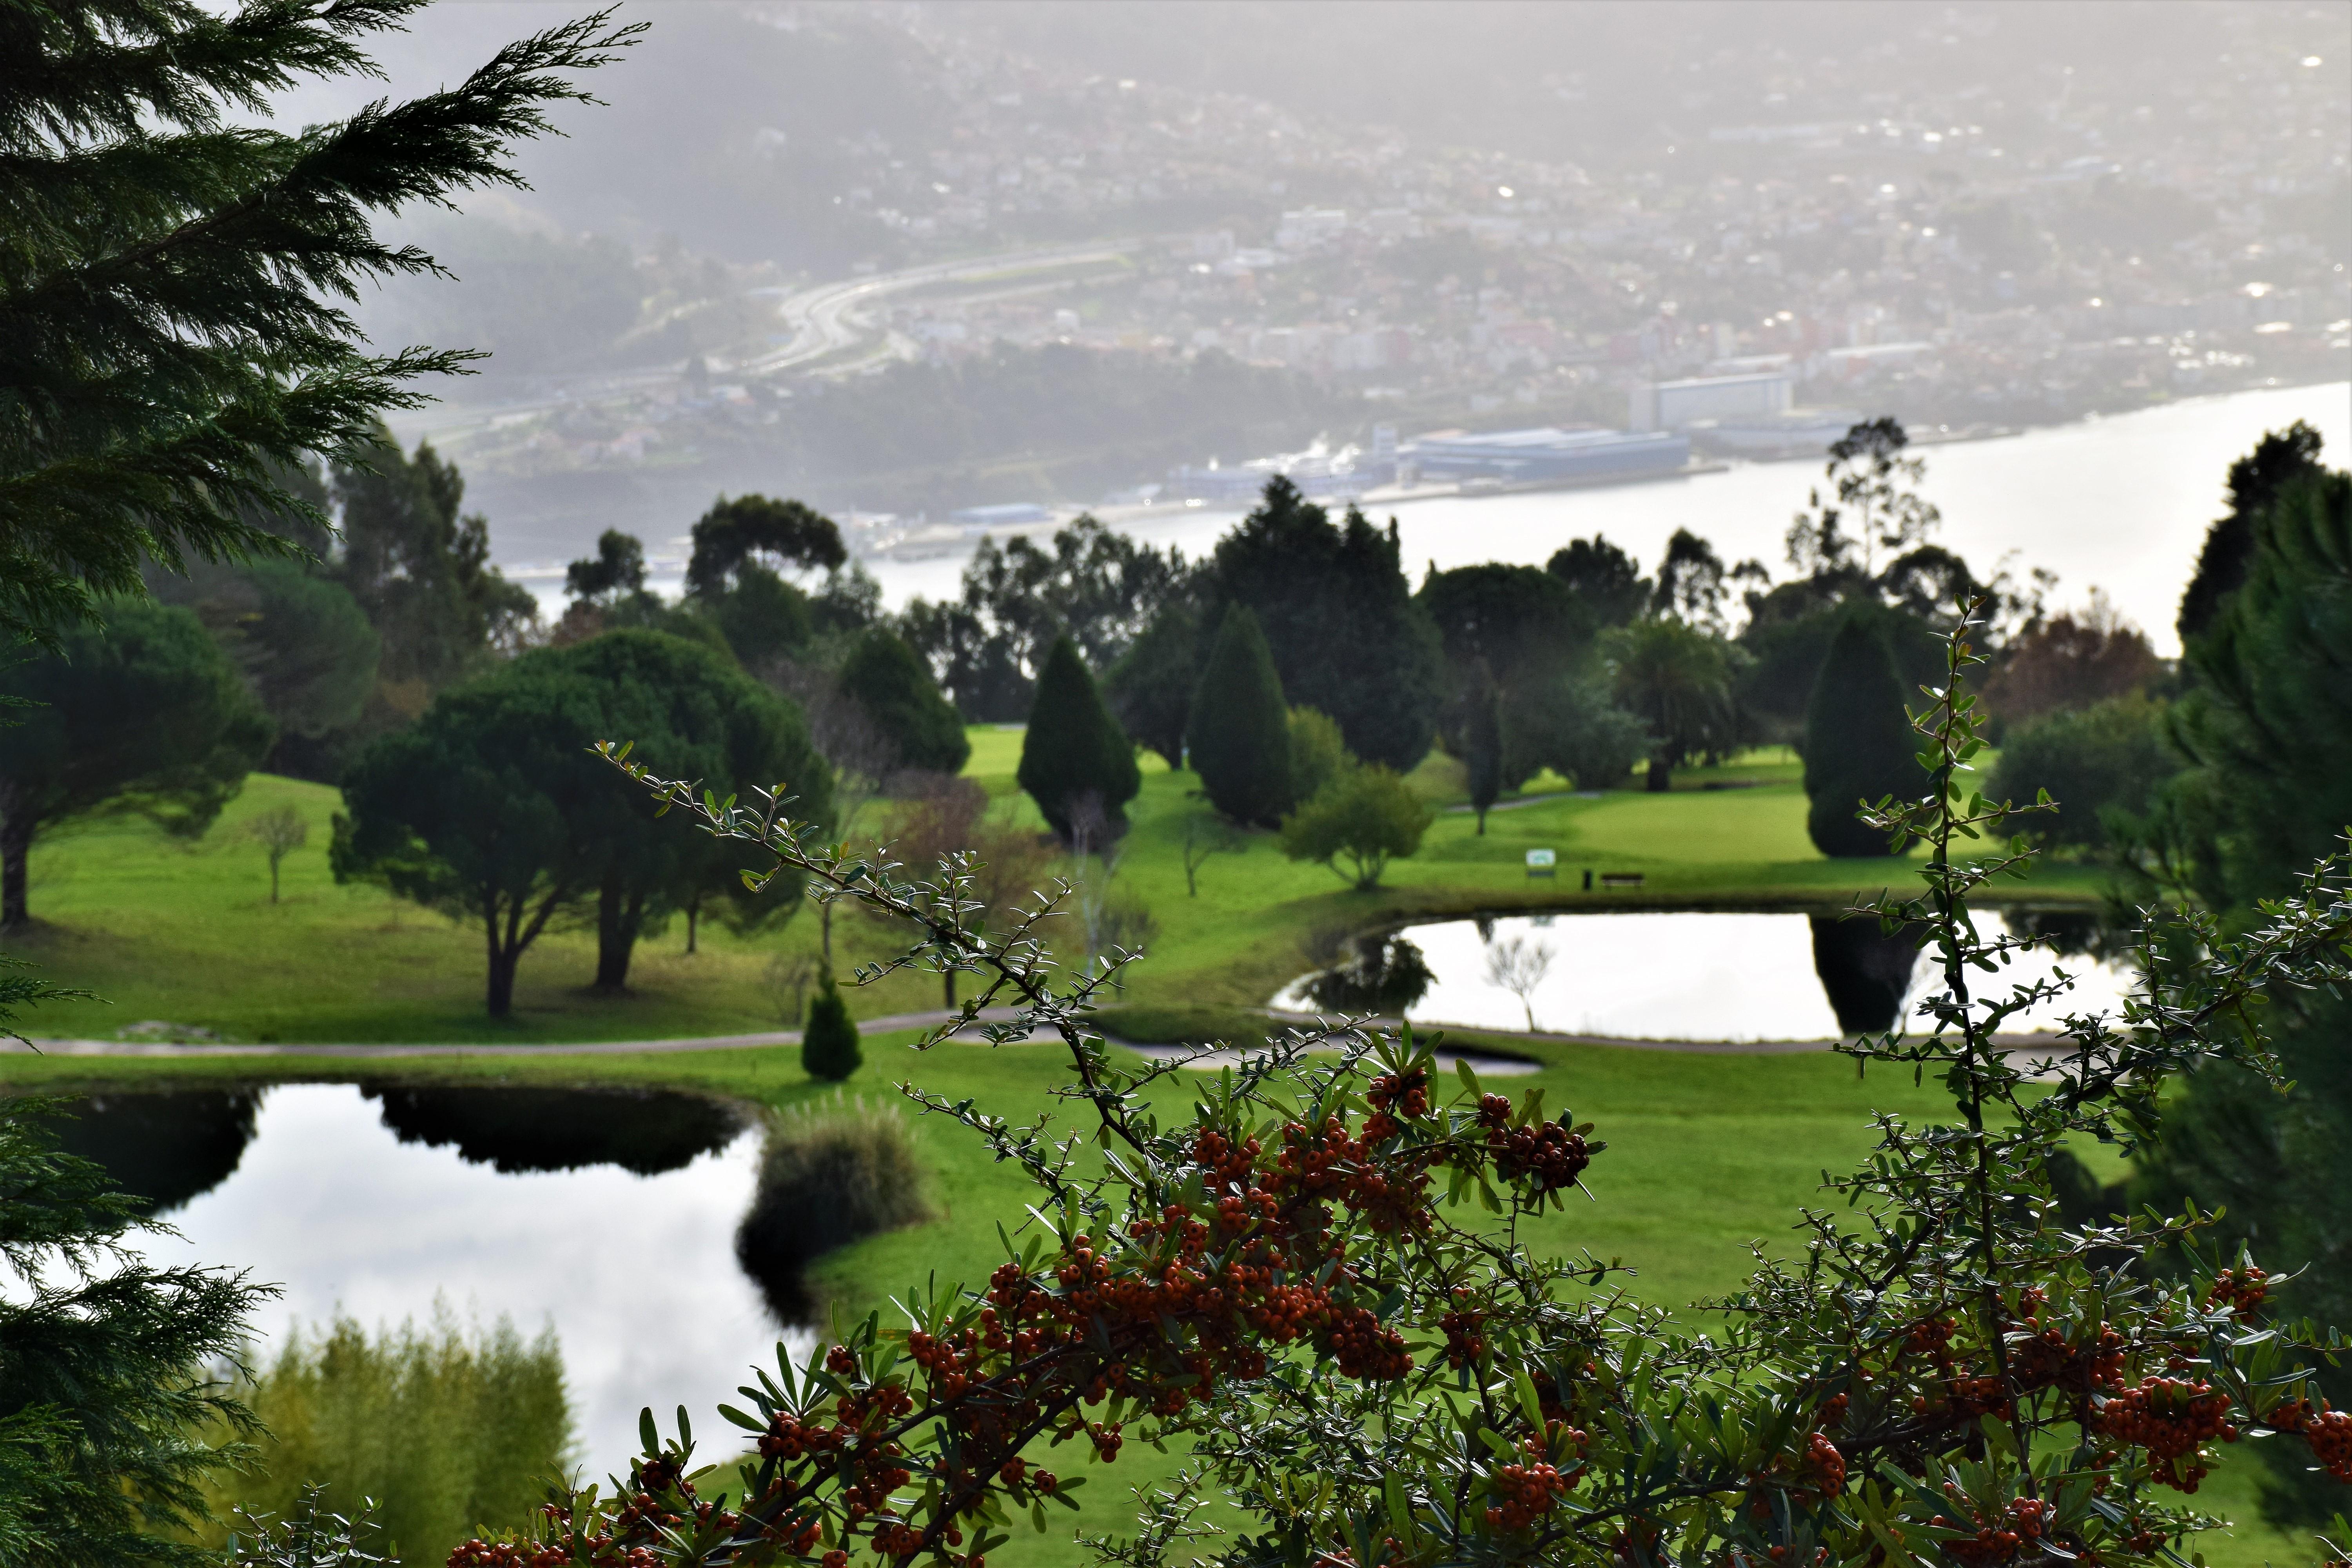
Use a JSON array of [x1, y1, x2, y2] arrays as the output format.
[[851, 383, 2349, 656], [61, 1083, 801, 1479], [1276, 912, 2138, 1042]]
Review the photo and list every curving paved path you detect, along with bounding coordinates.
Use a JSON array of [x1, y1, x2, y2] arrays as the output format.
[[8, 1008, 2071, 1068]]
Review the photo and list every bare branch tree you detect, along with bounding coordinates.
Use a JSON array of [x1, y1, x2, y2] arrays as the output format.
[[1482, 932, 1555, 1031], [243, 805, 307, 905]]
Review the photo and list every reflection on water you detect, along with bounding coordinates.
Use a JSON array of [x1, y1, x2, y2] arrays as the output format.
[[45, 1083, 804, 1477], [47, 1088, 262, 1215], [1276, 911, 2137, 1042], [1808, 916, 1922, 1035], [1301, 933, 1435, 1014], [365, 1084, 744, 1176]]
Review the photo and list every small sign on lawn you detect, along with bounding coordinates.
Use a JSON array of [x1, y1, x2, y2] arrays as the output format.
[[1525, 848, 1557, 878]]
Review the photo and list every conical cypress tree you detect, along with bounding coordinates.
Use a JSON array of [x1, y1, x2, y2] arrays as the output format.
[[802, 970, 862, 1082], [839, 626, 970, 774], [1802, 614, 1920, 857], [1016, 637, 1142, 842], [1187, 605, 1292, 827]]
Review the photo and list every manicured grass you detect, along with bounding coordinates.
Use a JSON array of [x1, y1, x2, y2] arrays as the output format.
[[0, 1025, 2303, 1566], [15, 728, 2276, 1561], [2, 730, 2098, 1047]]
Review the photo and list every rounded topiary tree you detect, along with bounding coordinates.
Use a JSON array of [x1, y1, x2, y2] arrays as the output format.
[[1187, 605, 1292, 827], [838, 626, 969, 775], [1803, 613, 1920, 857], [801, 971, 862, 1082], [1016, 636, 1140, 843]]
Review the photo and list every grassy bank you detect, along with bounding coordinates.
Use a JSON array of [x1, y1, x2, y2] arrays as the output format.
[[0, 1024, 2301, 1567], [4, 731, 2099, 1046]]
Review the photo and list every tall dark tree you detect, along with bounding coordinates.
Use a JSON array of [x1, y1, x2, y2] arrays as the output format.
[[147, 557, 379, 780], [1462, 659, 1504, 835], [332, 430, 539, 707], [837, 626, 969, 775], [1785, 417, 1942, 581], [705, 566, 815, 676], [2175, 420, 2327, 644], [547, 631, 831, 991], [0, 3, 637, 644], [1544, 535, 1651, 633], [566, 530, 649, 602], [0, 601, 273, 928], [336, 630, 830, 1011], [1016, 637, 1140, 843], [1186, 606, 1292, 828], [1801, 614, 1920, 857], [2130, 465, 2352, 1528], [1103, 598, 1200, 771], [1604, 617, 1737, 793], [683, 496, 846, 597], [1417, 564, 1584, 689], [1649, 528, 1736, 631], [903, 518, 1189, 721], [1204, 479, 1443, 770]]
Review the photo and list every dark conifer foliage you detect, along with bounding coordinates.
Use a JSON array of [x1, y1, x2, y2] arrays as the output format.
[[1016, 635, 1140, 842], [1801, 613, 1920, 857], [1544, 534, 1651, 632], [837, 626, 970, 776], [0, 599, 274, 927], [2175, 421, 2327, 644], [1103, 597, 1200, 771], [800, 972, 862, 1083], [1203, 479, 1444, 771], [1185, 604, 1291, 827], [684, 495, 847, 596], [0, 1, 640, 642], [1463, 658, 1503, 835]]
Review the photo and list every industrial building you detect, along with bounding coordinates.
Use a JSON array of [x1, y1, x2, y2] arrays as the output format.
[[1402, 426, 1691, 486], [1629, 371, 1794, 431]]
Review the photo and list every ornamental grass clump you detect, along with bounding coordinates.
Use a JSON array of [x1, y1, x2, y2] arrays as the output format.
[[735, 1095, 931, 1324], [204, 1311, 570, 1568], [483, 597, 2352, 1568]]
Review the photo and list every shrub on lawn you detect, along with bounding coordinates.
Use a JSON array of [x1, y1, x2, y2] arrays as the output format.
[[801, 971, 861, 1082], [735, 1094, 930, 1321], [1987, 693, 2180, 851], [837, 627, 969, 775], [1279, 764, 1432, 891], [201, 1311, 571, 1567], [1286, 706, 1352, 810]]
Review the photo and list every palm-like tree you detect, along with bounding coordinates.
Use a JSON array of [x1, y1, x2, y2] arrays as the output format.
[[1604, 617, 1739, 791]]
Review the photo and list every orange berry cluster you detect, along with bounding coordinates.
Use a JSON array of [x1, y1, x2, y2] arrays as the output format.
[[2204, 1266, 2270, 1316], [1483, 1455, 1571, 1533], [1934, 1495, 2056, 1565], [1476, 1094, 1591, 1197], [2095, 1377, 2238, 1490], [2266, 1399, 2352, 1482]]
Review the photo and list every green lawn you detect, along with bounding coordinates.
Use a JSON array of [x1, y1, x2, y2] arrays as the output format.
[[2, 728, 2101, 1047], [13, 730, 2298, 1564], [0, 1023, 2304, 1566]]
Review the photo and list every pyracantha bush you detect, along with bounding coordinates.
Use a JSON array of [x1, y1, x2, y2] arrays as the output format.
[[456, 604, 2352, 1568]]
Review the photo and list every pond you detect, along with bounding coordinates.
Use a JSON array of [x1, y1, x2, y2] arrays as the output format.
[[46, 1082, 809, 1478], [1275, 911, 2139, 1043]]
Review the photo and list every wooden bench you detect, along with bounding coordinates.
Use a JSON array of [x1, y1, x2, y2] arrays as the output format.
[[1598, 872, 1645, 889]]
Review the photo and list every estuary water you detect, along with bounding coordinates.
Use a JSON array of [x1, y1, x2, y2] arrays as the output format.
[[857, 381, 2350, 655]]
